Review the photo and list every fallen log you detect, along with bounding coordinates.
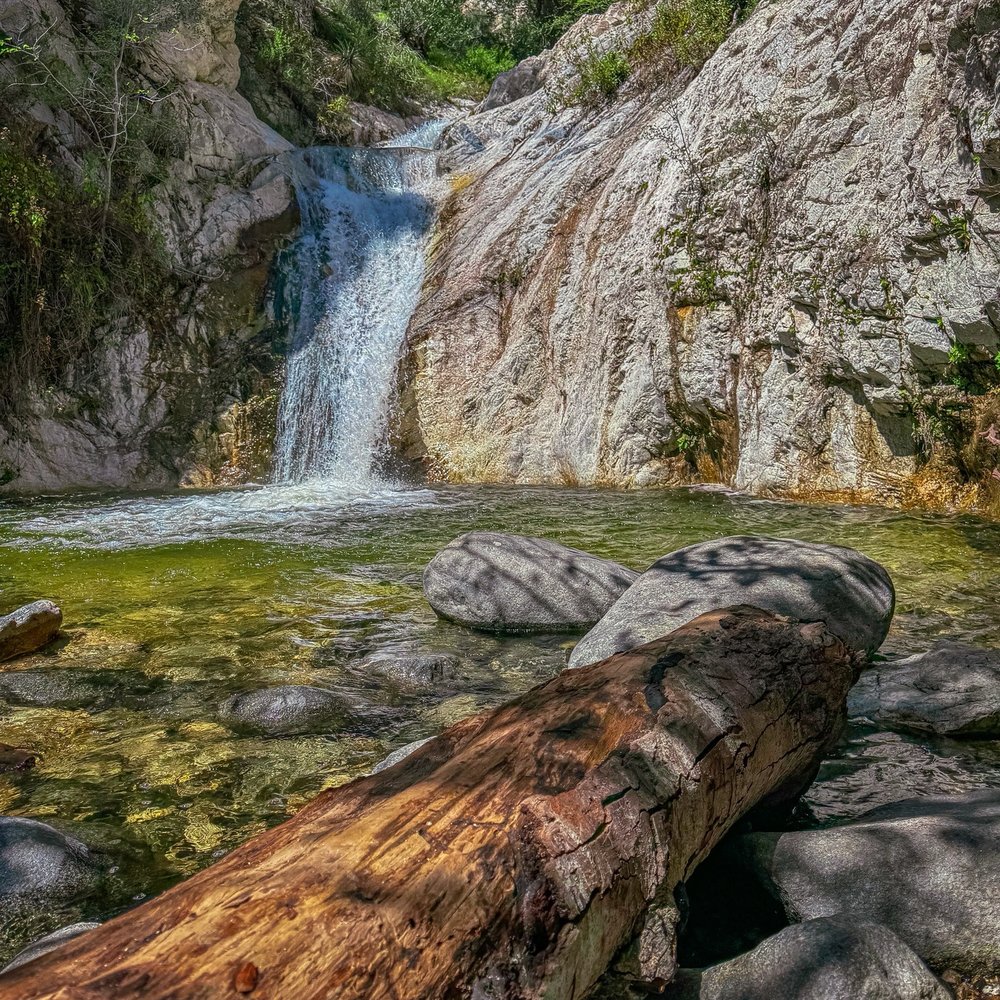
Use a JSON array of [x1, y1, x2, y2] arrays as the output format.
[[0, 607, 857, 1000]]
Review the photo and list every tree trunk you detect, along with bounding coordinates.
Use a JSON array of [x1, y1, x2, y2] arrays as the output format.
[[0, 607, 856, 1000]]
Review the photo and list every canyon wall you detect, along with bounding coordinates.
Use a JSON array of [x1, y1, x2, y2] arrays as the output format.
[[399, 0, 1000, 510]]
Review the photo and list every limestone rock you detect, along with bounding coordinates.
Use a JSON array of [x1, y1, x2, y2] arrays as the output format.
[[218, 685, 352, 736], [740, 789, 1000, 978], [399, 0, 1000, 510], [423, 531, 638, 634], [0, 922, 100, 975], [0, 601, 62, 663], [849, 640, 1000, 737], [569, 536, 893, 668], [665, 917, 951, 1000], [481, 55, 546, 111], [0, 818, 105, 911]]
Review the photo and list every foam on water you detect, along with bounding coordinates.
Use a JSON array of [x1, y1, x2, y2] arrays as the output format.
[[5, 481, 441, 550]]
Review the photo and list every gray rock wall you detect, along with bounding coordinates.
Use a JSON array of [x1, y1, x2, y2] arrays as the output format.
[[398, 0, 1000, 507]]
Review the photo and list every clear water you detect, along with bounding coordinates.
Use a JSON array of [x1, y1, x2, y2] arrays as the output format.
[[1, 483, 1000, 959]]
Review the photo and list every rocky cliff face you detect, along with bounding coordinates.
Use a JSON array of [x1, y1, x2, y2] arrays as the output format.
[[0, 0, 296, 491], [399, 0, 1000, 511]]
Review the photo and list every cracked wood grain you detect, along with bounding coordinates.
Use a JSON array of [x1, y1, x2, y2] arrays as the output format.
[[0, 606, 856, 1000]]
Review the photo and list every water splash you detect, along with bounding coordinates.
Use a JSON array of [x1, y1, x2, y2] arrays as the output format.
[[273, 127, 444, 485]]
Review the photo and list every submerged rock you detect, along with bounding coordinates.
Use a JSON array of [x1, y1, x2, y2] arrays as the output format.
[[0, 601, 62, 663], [0, 817, 105, 911], [666, 917, 950, 1000], [0, 743, 38, 773], [361, 650, 461, 690], [423, 531, 637, 634], [0, 921, 101, 975], [569, 536, 893, 668], [739, 789, 1000, 977], [849, 640, 1000, 737], [218, 685, 352, 736], [0, 669, 146, 711]]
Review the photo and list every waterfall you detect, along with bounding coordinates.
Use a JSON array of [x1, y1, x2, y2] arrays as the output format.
[[272, 124, 444, 486]]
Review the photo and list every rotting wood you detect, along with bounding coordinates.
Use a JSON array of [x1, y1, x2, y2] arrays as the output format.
[[0, 606, 857, 1000]]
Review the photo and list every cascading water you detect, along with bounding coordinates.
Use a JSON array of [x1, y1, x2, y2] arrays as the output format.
[[272, 124, 445, 486]]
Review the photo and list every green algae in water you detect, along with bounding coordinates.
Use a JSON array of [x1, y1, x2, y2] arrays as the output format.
[[1, 482, 1000, 959]]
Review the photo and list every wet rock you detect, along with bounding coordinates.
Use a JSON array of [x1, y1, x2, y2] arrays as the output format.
[[423, 531, 637, 634], [0, 601, 62, 663], [0, 669, 145, 711], [362, 650, 461, 690], [218, 685, 352, 736], [739, 789, 1000, 977], [371, 737, 434, 774], [849, 641, 1000, 737], [0, 818, 105, 911], [0, 743, 38, 773], [0, 921, 101, 975], [665, 917, 951, 1000], [569, 536, 893, 668]]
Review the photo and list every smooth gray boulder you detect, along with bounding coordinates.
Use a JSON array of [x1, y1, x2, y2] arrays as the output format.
[[569, 536, 893, 668], [423, 532, 638, 634], [0, 921, 100, 975], [0, 669, 145, 711], [666, 917, 950, 1000], [362, 650, 461, 690], [218, 685, 351, 736], [0, 601, 62, 662], [849, 640, 1000, 737], [0, 817, 104, 910], [740, 789, 1000, 977]]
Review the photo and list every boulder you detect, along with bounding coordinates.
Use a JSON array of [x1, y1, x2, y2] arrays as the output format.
[[218, 685, 351, 736], [370, 737, 433, 774], [849, 640, 1000, 737], [362, 650, 461, 690], [739, 789, 1000, 977], [665, 917, 951, 1000], [569, 536, 893, 668], [423, 532, 637, 634], [0, 601, 62, 663], [480, 54, 545, 111], [0, 817, 105, 910], [0, 921, 101, 975]]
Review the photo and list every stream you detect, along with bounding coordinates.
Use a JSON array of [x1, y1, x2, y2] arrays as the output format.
[[3, 482, 1000, 960]]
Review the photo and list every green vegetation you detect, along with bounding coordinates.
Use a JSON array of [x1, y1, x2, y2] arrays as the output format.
[[553, 0, 759, 111], [0, 0, 180, 414], [930, 212, 972, 252]]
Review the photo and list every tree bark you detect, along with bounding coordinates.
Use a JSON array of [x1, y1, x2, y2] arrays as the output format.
[[0, 607, 856, 1000]]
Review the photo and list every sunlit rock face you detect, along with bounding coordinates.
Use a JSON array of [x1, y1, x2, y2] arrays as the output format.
[[398, 0, 1000, 505]]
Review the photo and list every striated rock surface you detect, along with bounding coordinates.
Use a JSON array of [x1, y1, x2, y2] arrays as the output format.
[[423, 531, 638, 633], [569, 535, 893, 667], [399, 0, 1000, 511], [849, 639, 1000, 737]]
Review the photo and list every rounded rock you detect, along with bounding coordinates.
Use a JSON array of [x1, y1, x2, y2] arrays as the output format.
[[218, 685, 351, 737], [423, 531, 638, 635], [569, 535, 894, 668]]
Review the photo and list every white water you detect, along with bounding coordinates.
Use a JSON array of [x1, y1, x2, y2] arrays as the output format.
[[272, 125, 445, 486]]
